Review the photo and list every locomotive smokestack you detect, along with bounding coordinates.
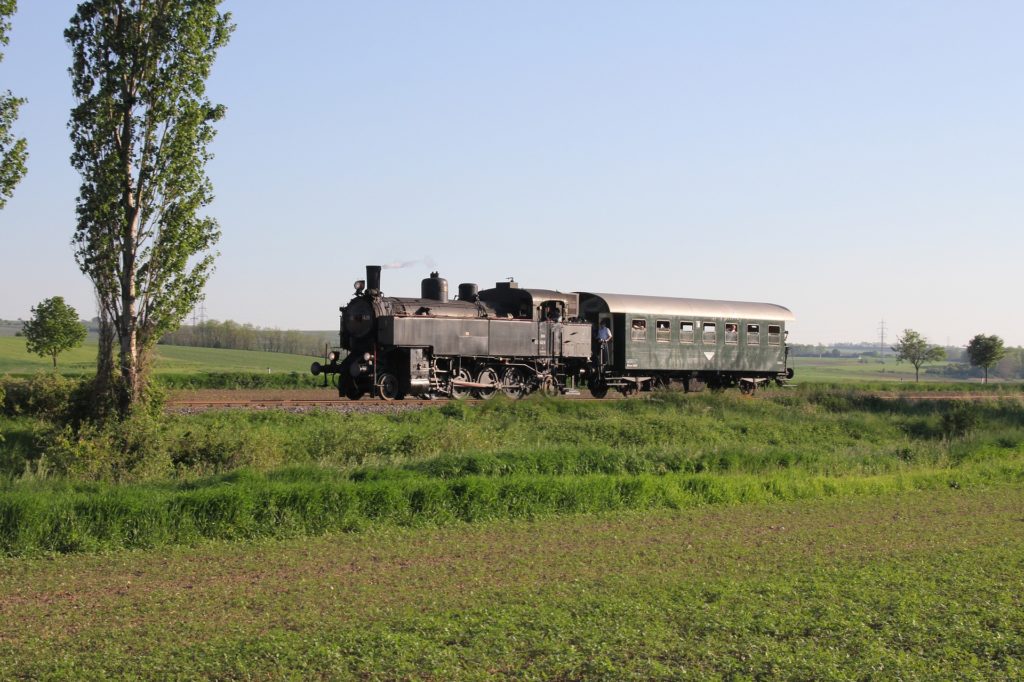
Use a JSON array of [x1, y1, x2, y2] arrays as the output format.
[[366, 265, 382, 295]]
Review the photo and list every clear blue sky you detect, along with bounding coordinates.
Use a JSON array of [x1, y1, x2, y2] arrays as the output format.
[[1, 1, 1021, 346]]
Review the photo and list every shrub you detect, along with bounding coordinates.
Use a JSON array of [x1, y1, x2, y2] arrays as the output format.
[[155, 372, 315, 390], [1, 374, 79, 419], [169, 420, 270, 475], [39, 412, 173, 482], [940, 402, 980, 441]]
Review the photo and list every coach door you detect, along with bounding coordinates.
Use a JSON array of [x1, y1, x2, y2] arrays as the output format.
[[593, 312, 613, 366]]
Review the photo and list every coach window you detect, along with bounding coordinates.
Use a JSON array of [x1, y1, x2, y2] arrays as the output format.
[[631, 318, 647, 342], [768, 325, 782, 345], [702, 322, 717, 344], [725, 322, 739, 344], [680, 321, 695, 344], [656, 320, 671, 343], [747, 324, 760, 345]]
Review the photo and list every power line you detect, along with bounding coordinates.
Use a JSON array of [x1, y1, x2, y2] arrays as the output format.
[[878, 319, 887, 357]]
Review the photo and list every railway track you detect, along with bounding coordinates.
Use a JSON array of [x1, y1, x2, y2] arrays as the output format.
[[164, 393, 612, 411], [166, 397, 470, 410], [164, 390, 1021, 412]]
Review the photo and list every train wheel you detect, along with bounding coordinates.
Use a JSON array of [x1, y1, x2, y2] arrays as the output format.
[[345, 385, 364, 401], [590, 381, 609, 399], [451, 368, 472, 399], [500, 367, 526, 399], [377, 373, 401, 401], [540, 375, 558, 397], [474, 368, 499, 400]]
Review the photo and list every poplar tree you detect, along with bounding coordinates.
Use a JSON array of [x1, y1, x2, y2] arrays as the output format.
[[0, 0, 28, 208], [66, 0, 233, 414]]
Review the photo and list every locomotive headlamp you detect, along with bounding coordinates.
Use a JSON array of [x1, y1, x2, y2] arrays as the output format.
[[363, 352, 372, 362], [328, 351, 339, 363], [354, 280, 365, 293]]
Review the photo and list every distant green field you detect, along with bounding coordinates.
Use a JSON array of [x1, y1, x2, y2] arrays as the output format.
[[0, 337, 315, 376], [791, 356, 964, 383]]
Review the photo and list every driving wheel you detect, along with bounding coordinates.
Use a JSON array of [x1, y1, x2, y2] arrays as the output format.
[[474, 368, 499, 399], [451, 368, 472, 399]]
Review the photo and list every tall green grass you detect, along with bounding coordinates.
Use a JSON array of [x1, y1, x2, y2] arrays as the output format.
[[8, 389, 1022, 481], [3, 462, 1022, 555], [155, 371, 317, 390], [2, 390, 1024, 555]]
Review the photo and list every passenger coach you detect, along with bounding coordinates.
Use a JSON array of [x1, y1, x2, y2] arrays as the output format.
[[579, 293, 794, 396]]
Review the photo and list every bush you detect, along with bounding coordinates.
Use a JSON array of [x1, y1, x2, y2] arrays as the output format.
[[38, 412, 173, 482], [155, 372, 316, 390], [940, 402, 980, 441], [1, 374, 79, 419]]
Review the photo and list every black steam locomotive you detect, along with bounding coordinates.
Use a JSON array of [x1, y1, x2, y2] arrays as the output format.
[[312, 265, 795, 400]]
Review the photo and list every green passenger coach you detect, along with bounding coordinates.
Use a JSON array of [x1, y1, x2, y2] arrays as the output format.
[[578, 292, 795, 395]]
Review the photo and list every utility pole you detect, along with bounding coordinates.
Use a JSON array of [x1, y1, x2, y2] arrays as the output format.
[[198, 303, 207, 345], [878, 319, 887, 361]]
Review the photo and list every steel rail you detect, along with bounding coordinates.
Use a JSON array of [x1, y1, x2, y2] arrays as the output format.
[[164, 391, 1021, 411]]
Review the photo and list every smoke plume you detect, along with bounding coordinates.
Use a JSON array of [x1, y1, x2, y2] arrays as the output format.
[[381, 257, 437, 270]]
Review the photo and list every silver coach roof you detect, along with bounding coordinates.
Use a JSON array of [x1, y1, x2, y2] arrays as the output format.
[[578, 292, 795, 321]]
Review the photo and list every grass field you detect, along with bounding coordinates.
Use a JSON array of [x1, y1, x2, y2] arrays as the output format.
[[3, 365, 1024, 676], [3, 390, 1024, 552], [0, 336, 315, 376], [1, 487, 1021, 679], [792, 355, 955, 383]]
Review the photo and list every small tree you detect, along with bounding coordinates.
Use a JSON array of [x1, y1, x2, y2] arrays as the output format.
[[966, 334, 1005, 384], [891, 329, 946, 382], [0, 0, 28, 208], [23, 297, 87, 369]]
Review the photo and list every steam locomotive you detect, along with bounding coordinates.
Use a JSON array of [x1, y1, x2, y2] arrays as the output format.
[[312, 265, 795, 400]]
